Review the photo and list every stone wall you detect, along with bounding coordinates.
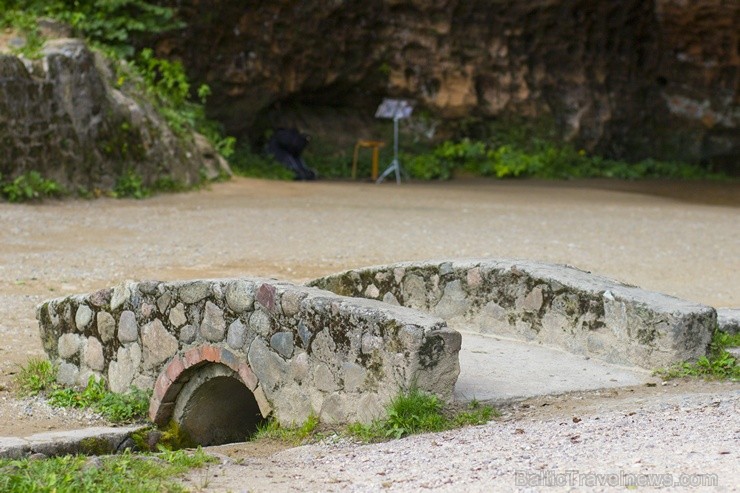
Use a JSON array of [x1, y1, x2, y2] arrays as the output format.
[[0, 38, 229, 190], [310, 259, 716, 369], [36, 278, 460, 426]]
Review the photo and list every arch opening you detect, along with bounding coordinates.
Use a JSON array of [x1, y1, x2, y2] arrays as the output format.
[[173, 365, 266, 446]]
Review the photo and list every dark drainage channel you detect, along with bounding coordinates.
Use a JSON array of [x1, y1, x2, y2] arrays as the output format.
[[174, 375, 266, 447]]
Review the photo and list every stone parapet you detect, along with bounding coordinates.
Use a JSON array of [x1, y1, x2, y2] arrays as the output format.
[[309, 259, 716, 369]]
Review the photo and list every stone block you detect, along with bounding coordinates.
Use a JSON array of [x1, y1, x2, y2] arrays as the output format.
[[179, 324, 196, 344], [117, 310, 138, 343], [75, 305, 93, 331], [141, 319, 178, 370], [96, 311, 115, 343], [108, 343, 141, 393], [313, 363, 338, 392], [225, 280, 254, 313], [179, 281, 211, 304], [249, 309, 272, 337], [111, 282, 132, 310], [280, 290, 306, 317], [200, 301, 225, 342], [58, 333, 81, 359], [82, 337, 104, 371], [256, 283, 279, 313], [227, 319, 247, 349], [342, 361, 367, 392], [56, 361, 79, 386], [248, 338, 288, 391], [169, 303, 187, 327], [270, 331, 294, 359], [717, 308, 739, 335]]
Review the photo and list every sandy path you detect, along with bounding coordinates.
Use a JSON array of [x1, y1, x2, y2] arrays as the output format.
[[0, 177, 738, 437]]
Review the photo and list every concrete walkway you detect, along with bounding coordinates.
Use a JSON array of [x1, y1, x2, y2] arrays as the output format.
[[454, 332, 657, 404]]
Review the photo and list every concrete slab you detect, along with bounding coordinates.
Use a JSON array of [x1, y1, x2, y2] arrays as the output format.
[[454, 332, 658, 404], [0, 425, 147, 459]]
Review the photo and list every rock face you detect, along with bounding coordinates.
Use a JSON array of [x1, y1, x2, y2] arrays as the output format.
[[0, 38, 229, 190], [157, 0, 737, 169]]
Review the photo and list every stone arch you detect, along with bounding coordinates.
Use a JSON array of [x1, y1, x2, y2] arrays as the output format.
[[149, 345, 270, 445]]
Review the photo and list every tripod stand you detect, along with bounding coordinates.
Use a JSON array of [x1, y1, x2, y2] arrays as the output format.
[[376, 115, 403, 184], [374, 98, 413, 185]]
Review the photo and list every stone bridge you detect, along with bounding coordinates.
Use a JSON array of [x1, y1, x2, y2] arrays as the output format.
[[36, 259, 717, 445], [36, 278, 460, 445]]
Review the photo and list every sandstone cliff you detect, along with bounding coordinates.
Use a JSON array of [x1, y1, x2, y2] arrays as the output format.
[[156, 0, 738, 169]]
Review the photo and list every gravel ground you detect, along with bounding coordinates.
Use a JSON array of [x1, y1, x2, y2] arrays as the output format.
[[0, 177, 738, 490], [193, 380, 739, 493]]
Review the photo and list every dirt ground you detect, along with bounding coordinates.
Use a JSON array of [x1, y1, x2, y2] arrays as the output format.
[[0, 177, 738, 439]]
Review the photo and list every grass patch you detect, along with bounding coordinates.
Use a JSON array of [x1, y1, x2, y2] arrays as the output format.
[[655, 330, 740, 381], [347, 389, 498, 442], [47, 376, 151, 423], [0, 447, 215, 493], [252, 413, 320, 445], [14, 358, 57, 396], [14, 359, 151, 424]]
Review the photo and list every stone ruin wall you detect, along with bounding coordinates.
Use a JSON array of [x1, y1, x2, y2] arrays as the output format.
[[36, 278, 461, 426], [310, 259, 717, 369]]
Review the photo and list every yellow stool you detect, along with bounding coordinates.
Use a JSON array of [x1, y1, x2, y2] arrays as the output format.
[[352, 140, 386, 180]]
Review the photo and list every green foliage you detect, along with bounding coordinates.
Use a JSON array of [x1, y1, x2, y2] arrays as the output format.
[[347, 388, 498, 442], [0, 171, 64, 202], [0, 448, 215, 493], [48, 376, 151, 423], [2, 0, 183, 58], [230, 144, 294, 180], [14, 358, 57, 396], [655, 330, 740, 381], [113, 169, 149, 199], [403, 136, 722, 181], [253, 413, 320, 444], [0, 9, 45, 57]]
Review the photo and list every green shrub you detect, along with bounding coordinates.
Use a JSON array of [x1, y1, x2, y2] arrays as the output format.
[[0, 171, 64, 202], [2, 0, 182, 58], [113, 169, 149, 199]]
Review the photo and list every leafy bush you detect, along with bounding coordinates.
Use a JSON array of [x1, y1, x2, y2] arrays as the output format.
[[2, 0, 182, 58], [403, 137, 722, 181], [113, 169, 149, 199], [0, 171, 64, 202]]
